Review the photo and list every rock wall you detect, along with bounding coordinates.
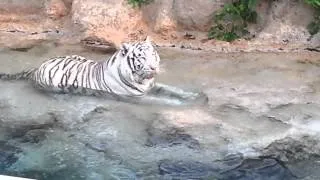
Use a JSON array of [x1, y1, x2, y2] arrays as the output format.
[[0, 0, 318, 52]]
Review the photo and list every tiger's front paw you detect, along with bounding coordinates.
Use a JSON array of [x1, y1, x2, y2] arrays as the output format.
[[181, 91, 209, 106]]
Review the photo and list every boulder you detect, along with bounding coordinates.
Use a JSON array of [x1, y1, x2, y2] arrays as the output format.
[[256, 0, 315, 44], [71, 0, 146, 45], [141, 0, 177, 34], [172, 0, 230, 31], [142, 0, 231, 32]]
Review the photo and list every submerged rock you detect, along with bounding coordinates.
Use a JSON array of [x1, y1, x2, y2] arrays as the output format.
[[20, 129, 47, 144], [159, 160, 214, 179], [158, 154, 296, 180], [262, 136, 320, 162], [219, 158, 296, 180], [1, 113, 60, 143], [0, 141, 22, 172], [145, 127, 200, 149], [262, 136, 320, 179]]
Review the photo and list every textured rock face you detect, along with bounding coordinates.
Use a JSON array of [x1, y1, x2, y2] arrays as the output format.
[[0, 0, 317, 51], [172, 0, 229, 31], [0, 0, 44, 12], [255, 0, 315, 44], [141, 0, 230, 33], [0, 0, 72, 50], [141, 0, 176, 35], [71, 0, 146, 45]]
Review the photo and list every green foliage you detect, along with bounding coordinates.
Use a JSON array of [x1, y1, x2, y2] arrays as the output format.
[[305, 0, 320, 35], [208, 0, 259, 42], [307, 13, 320, 35], [127, 0, 152, 7], [305, 0, 320, 9]]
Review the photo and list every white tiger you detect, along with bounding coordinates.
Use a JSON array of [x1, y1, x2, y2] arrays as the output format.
[[0, 37, 160, 96], [0, 37, 208, 105]]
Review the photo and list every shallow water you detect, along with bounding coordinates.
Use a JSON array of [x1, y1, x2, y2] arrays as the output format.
[[0, 45, 320, 179]]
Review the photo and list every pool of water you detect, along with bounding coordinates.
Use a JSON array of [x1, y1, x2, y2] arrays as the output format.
[[0, 44, 320, 179]]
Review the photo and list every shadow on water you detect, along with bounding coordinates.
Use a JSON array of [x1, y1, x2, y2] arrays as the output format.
[[0, 45, 320, 179]]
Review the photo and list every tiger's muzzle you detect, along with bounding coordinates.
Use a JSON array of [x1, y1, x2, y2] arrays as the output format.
[[144, 69, 158, 80]]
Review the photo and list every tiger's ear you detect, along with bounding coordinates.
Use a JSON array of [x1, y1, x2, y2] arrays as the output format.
[[120, 43, 131, 56]]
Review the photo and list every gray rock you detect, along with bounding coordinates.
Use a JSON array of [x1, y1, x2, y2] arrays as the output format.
[[145, 127, 200, 149], [5, 122, 54, 139], [85, 141, 109, 153], [262, 136, 320, 162], [20, 129, 47, 143], [261, 136, 320, 179], [158, 154, 296, 180], [159, 159, 215, 179], [219, 157, 295, 180]]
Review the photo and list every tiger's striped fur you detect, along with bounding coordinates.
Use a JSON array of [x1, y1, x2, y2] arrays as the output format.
[[0, 37, 160, 97]]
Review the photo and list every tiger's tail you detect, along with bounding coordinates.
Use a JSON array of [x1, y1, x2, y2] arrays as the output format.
[[0, 68, 37, 81]]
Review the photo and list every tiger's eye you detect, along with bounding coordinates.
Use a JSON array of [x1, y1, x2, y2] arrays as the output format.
[[136, 64, 142, 70]]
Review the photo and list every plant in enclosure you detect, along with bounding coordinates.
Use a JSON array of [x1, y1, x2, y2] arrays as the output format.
[[305, 0, 320, 35], [305, 0, 320, 8], [208, 0, 259, 42], [127, 0, 152, 7]]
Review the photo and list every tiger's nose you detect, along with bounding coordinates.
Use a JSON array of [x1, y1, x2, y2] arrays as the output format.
[[150, 66, 157, 73]]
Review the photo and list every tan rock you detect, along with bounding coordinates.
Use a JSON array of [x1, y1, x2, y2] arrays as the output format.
[[172, 0, 230, 31], [142, 0, 177, 35], [71, 0, 147, 46], [45, 0, 69, 19]]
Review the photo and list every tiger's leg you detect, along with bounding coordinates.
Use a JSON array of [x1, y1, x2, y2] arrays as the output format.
[[113, 93, 188, 106], [148, 83, 208, 105]]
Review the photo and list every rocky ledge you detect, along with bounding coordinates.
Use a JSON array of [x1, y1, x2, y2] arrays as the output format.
[[0, 0, 318, 52]]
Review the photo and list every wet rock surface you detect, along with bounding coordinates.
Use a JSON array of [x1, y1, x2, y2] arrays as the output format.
[[159, 154, 296, 180], [145, 126, 201, 149], [262, 136, 320, 162], [0, 47, 319, 179], [261, 136, 320, 179], [0, 141, 22, 172]]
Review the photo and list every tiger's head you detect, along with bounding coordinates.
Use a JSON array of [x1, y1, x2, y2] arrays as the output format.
[[119, 36, 160, 89]]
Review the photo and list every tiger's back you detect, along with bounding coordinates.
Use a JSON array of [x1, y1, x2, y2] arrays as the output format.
[[32, 55, 106, 94]]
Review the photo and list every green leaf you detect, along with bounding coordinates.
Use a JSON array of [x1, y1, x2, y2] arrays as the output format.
[[248, 0, 258, 10]]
